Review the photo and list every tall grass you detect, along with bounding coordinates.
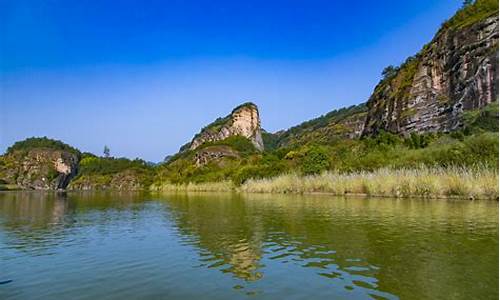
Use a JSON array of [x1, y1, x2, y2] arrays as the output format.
[[240, 167, 499, 200], [151, 180, 235, 192], [152, 167, 499, 200]]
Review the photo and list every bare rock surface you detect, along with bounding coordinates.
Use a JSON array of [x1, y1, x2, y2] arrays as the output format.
[[187, 102, 264, 152], [363, 15, 499, 136]]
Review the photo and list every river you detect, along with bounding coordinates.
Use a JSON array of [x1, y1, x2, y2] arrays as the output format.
[[0, 191, 498, 299]]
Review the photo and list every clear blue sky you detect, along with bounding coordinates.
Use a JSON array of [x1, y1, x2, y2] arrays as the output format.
[[0, 0, 462, 161]]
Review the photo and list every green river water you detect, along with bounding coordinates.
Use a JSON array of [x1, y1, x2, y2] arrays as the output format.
[[0, 192, 498, 299]]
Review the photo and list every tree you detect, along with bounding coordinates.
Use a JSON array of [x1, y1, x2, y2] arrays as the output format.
[[300, 146, 330, 175], [103, 145, 110, 158], [462, 0, 473, 8], [381, 65, 398, 80]]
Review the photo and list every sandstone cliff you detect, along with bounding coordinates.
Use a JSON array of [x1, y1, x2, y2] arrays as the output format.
[[185, 102, 264, 152], [363, 2, 498, 136], [0, 148, 79, 190]]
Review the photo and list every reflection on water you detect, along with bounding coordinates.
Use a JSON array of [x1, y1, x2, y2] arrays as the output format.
[[0, 191, 498, 299]]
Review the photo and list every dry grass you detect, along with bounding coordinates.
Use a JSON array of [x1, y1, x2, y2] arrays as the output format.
[[152, 167, 499, 200], [151, 180, 235, 192], [240, 167, 499, 200]]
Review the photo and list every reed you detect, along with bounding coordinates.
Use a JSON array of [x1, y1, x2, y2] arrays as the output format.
[[152, 180, 235, 192], [240, 166, 499, 200], [153, 166, 499, 200]]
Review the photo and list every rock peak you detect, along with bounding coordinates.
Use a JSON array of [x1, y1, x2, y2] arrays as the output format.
[[187, 102, 264, 152], [231, 101, 258, 113]]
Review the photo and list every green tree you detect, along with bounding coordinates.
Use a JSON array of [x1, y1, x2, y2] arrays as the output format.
[[462, 0, 473, 8], [301, 146, 330, 175], [103, 145, 110, 158], [381, 65, 398, 80]]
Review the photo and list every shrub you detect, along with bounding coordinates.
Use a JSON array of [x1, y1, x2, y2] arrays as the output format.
[[300, 146, 330, 175], [6, 137, 81, 156], [200, 136, 257, 155], [441, 0, 498, 30]]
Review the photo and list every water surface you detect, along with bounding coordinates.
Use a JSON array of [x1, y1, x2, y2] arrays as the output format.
[[0, 192, 498, 299]]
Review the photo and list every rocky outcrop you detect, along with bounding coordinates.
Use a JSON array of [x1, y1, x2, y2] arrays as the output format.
[[272, 104, 368, 147], [328, 111, 367, 139], [194, 146, 240, 167], [0, 149, 79, 190], [68, 170, 145, 190], [363, 12, 499, 136], [186, 102, 264, 152]]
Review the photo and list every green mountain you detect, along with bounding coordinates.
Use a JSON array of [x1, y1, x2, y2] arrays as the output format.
[[1, 0, 498, 190]]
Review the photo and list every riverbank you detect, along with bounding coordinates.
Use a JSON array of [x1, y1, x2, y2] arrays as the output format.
[[0, 184, 21, 191], [152, 167, 499, 200]]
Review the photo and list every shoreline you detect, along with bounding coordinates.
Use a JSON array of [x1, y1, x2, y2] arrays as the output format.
[[152, 167, 500, 200], [2, 167, 498, 201], [149, 188, 499, 201], [2, 188, 498, 201]]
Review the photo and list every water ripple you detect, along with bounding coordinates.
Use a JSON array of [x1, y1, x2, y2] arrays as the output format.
[[0, 192, 497, 299]]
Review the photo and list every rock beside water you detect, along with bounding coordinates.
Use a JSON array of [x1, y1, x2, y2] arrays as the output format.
[[0, 149, 79, 190]]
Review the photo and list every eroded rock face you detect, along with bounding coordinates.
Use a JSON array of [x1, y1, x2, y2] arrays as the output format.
[[333, 112, 367, 139], [188, 103, 264, 151], [194, 146, 240, 167], [67, 170, 144, 191], [363, 15, 499, 136], [1, 149, 79, 190]]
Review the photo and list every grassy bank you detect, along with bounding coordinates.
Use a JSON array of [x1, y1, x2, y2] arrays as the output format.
[[0, 184, 21, 191], [151, 180, 235, 193], [153, 167, 499, 200]]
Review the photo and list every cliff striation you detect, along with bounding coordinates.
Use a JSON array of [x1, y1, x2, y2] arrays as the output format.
[[363, 1, 498, 136]]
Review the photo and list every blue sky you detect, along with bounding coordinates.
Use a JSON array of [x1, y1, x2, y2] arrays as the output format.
[[1, 0, 462, 161]]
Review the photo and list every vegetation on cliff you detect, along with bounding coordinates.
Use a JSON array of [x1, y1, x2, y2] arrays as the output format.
[[271, 104, 367, 147], [442, 0, 498, 30], [0, 138, 155, 190], [6, 136, 81, 157], [182, 102, 262, 152], [0, 137, 81, 190], [364, 0, 498, 136], [68, 153, 154, 190]]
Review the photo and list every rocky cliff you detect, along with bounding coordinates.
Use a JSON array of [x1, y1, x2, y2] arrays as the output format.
[[185, 102, 264, 152], [270, 104, 368, 148], [363, 1, 498, 136], [194, 145, 240, 167], [0, 137, 155, 191], [0, 148, 79, 190]]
